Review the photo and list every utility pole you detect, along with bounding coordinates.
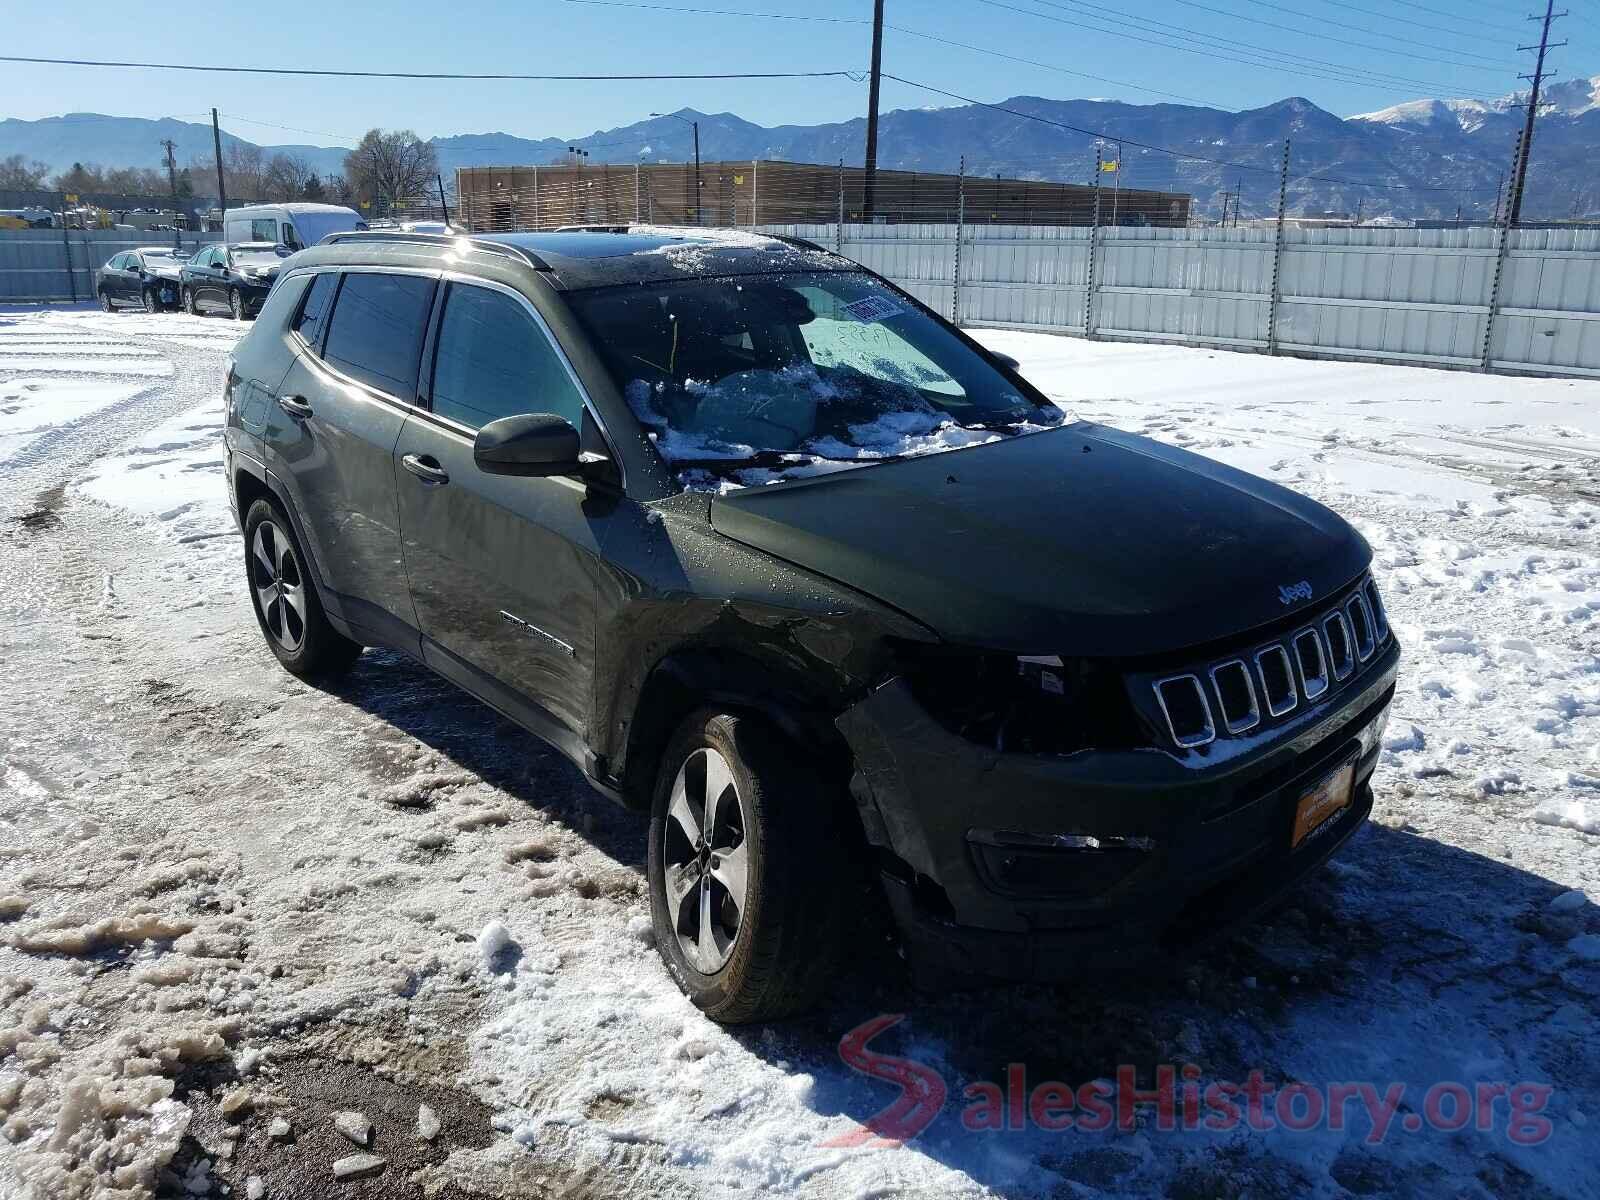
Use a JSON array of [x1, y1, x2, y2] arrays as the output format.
[[1507, 0, 1566, 225], [210, 109, 228, 233], [161, 139, 181, 246], [862, 0, 885, 220], [436, 174, 450, 227]]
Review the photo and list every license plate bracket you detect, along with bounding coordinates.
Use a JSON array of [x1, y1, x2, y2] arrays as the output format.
[[1291, 758, 1356, 849]]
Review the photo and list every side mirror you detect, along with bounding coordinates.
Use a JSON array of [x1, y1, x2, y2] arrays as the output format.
[[990, 351, 1021, 371], [474, 412, 582, 477]]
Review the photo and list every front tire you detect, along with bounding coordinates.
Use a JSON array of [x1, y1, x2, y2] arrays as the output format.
[[647, 710, 849, 1023], [242, 498, 361, 679], [229, 288, 245, 320], [142, 287, 159, 313]]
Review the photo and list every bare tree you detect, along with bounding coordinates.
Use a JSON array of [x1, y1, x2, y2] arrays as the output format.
[[263, 153, 314, 202], [344, 129, 438, 214], [225, 143, 267, 201], [0, 154, 51, 191]]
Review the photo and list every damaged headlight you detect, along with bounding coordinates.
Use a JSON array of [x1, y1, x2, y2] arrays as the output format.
[[894, 644, 1144, 755]]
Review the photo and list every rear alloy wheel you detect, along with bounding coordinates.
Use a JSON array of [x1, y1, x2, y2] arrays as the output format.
[[647, 711, 851, 1023], [229, 288, 245, 320], [99, 289, 114, 312], [183, 286, 198, 315], [242, 498, 361, 678]]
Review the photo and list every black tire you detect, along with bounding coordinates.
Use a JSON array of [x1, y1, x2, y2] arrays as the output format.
[[647, 710, 849, 1023], [229, 288, 245, 320], [99, 288, 114, 312], [242, 497, 361, 679], [142, 287, 159, 313], [183, 286, 198, 315]]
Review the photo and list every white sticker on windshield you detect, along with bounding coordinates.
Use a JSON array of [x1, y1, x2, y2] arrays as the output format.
[[839, 294, 905, 323]]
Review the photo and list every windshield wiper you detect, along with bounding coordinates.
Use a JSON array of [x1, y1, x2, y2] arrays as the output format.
[[673, 449, 904, 473]]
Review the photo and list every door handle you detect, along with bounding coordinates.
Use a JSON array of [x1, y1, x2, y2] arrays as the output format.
[[278, 394, 313, 419], [402, 453, 450, 485]]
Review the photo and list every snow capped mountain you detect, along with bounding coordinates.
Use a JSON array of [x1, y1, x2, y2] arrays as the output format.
[[1350, 76, 1600, 134], [1349, 98, 1495, 135]]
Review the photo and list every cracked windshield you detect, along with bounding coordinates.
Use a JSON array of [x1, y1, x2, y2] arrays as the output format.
[[570, 270, 1063, 482]]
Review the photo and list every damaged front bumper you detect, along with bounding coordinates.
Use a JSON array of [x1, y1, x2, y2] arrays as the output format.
[[837, 640, 1400, 981]]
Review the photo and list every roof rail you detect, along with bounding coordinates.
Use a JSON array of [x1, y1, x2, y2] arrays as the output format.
[[554, 224, 632, 233], [319, 229, 549, 270]]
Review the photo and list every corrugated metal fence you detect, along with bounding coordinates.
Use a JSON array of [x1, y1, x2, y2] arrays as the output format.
[[761, 222, 1600, 379], [0, 229, 215, 304]]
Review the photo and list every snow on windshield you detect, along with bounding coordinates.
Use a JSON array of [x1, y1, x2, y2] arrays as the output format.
[[625, 365, 1061, 494]]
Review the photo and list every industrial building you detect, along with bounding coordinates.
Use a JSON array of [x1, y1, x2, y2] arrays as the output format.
[[456, 160, 1191, 231]]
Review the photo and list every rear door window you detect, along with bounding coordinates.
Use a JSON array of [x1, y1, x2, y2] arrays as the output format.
[[322, 272, 436, 399], [292, 272, 339, 351], [430, 283, 584, 430]]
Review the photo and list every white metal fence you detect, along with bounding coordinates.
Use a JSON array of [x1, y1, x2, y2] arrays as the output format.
[[761, 222, 1600, 379], [0, 229, 215, 304]]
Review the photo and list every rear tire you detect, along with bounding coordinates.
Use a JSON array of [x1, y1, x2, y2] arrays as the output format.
[[647, 710, 850, 1023], [242, 498, 361, 679], [98, 288, 114, 312], [183, 286, 198, 315]]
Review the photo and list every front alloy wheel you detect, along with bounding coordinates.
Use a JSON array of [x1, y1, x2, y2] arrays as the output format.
[[647, 711, 852, 1023], [662, 748, 749, 973], [229, 288, 244, 320], [143, 287, 159, 313], [250, 519, 307, 654]]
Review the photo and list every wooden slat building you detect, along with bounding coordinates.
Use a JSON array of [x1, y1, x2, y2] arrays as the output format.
[[456, 160, 1190, 231]]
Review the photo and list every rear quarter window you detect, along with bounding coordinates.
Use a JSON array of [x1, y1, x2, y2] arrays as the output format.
[[292, 272, 339, 351], [322, 272, 436, 399]]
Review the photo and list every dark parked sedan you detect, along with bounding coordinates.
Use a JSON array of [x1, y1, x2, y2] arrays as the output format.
[[96, 246, 189, 312], [180, 242, 289, 319]]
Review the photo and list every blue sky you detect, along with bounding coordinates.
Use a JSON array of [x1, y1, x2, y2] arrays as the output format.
[[3, 0, 1595, 147]]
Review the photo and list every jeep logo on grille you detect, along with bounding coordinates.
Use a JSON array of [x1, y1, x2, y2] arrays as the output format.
[[1277, 580, 1314, 606]]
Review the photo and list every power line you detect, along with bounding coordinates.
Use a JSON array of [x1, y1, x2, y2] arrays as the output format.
[[1241, 0, 1525, 43], [0, 54, 857, 82], [1160, 0, 1519, 68], [975, 0, 1497, 97], [1016, 0, 1507, 84], [554, 0, 867, 20], [881, 72, 1502, 191], [886, 24, 1229, 107]]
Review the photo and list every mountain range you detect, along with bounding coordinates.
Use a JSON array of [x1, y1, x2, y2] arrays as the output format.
[[5, 79, 1598, 221]]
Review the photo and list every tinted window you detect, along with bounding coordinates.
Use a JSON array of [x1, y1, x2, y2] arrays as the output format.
[[431, 284, 584, 430], [323, 272, 436, 398], [293, 272, 339, 349], [251, 218, 277, 242]]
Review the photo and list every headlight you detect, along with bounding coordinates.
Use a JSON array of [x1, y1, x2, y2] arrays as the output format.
[[893, 644, 1145, 754]]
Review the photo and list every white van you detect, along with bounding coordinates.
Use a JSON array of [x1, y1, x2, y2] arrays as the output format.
[[222, 203, 366, 251]]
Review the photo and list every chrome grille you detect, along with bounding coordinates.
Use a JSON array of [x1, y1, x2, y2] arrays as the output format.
[[1154, 674, 1215, 748], [1147, 576, 1393, 750], [1209, 659, 1259, 734]]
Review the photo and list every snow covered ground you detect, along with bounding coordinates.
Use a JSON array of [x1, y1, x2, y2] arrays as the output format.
[[0, 305, 1596, 1199]]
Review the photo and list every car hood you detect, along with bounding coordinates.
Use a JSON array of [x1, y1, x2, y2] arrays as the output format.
[[707, 422, 1371, 656], [147, 263, 183, 281]]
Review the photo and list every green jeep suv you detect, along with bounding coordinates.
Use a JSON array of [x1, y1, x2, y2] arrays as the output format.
[[222, 228, 1399, 1023]]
